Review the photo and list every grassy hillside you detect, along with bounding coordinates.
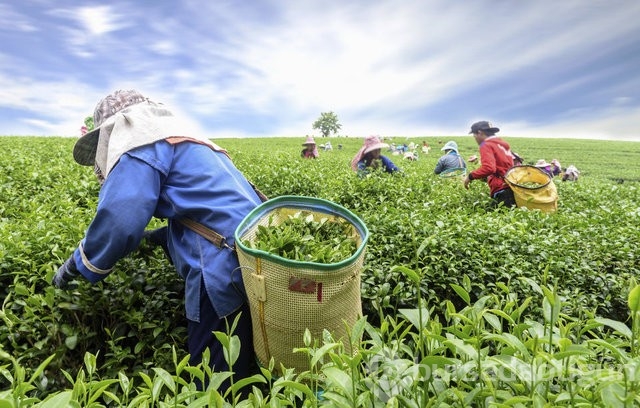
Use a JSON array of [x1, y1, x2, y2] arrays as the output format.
[[214, 135, 640, 181], [0, 135, 639, 405]]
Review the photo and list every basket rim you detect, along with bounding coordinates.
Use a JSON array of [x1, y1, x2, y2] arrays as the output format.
[[234, 195, 370, 271], [505, 165, 551, 189]]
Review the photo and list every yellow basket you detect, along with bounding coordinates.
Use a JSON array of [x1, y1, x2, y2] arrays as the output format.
[[234, 196, 369, 373], [505, 165, 558, 212]]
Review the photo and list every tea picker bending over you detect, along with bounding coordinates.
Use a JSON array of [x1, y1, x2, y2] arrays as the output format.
[[463, 121, 516, 208], [562, 164, 580, 181], [434, 141, 466, 175], [351, 135, 400, 176], [535, 159, 561, 177], [301, 135, 319, 158], [51, 89, 263, 391]]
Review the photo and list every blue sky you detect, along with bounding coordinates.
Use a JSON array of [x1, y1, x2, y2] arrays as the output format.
[[1, 0, 639, 141]]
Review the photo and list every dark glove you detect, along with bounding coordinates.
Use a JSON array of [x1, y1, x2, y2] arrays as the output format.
[[52, 256, 80, 289], [142, 227, 173, 264]]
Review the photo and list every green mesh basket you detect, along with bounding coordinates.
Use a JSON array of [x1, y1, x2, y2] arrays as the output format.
[[234, 196, 369, 373]]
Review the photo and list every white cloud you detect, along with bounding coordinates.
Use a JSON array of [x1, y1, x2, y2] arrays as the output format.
[[150, 40, 178, 56], [74, 5, 126, 36], [506, 106, 640, 141], [0, 4, 37, 32], [46, 5, 131, 58], [1, 0, 640, 143]]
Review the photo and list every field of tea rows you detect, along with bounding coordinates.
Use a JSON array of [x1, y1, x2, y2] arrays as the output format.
[[1, 135, 639, 406]]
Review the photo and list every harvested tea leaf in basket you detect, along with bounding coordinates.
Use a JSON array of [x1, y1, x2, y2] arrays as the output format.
[[244, 211, 358, 263], [520, 181, 545, 188]]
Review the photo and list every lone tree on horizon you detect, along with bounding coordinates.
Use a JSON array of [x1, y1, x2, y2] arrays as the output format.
[[312, 111, 341, 137]]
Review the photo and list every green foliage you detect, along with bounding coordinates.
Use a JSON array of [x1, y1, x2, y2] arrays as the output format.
[[83, 116, 94, 131], [312, 111, 342, 137], [245, 211, 358, 263], [0, 137, 187, 396], [1, 135, 640, 405]]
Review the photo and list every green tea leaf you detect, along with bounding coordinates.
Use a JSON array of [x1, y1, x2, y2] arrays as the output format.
[[594, 317, 632, 339], [628, 284, 640, 314], [450, 283, 470, 306]]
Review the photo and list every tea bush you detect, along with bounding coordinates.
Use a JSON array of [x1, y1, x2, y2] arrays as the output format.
[[1, 135, 639, 406]]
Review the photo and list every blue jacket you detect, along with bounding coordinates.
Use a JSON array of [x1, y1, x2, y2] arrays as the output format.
[[72, 140, 262, 321], [434, 151, 466, 174], [357, 155, 399, 175]]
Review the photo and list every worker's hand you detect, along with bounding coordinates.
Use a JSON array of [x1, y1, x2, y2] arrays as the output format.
[[463, 175, 471, 190], [142, 227, 173, 264], [52, 256, 80, 289]]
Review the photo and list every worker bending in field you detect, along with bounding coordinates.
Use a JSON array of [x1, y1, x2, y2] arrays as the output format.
[[434, 141, 466, 175], [463, 121, 516, 208], [351, 135, 399, 176], [301, 135, 319, 158], [52, 89, 262, 392]]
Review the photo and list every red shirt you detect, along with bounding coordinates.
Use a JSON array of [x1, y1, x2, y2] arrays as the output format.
[[469, 136, 514, 196]]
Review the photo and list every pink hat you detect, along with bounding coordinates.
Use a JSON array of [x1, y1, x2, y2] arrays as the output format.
[[350, 135, 389, 171], [302, 135, 316, 146], [362, 135, 389, 155]]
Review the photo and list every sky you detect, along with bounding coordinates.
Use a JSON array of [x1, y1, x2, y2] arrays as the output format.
[[1, 0, 639, 141]]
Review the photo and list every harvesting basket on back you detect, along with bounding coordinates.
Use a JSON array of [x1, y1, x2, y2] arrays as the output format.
[[505, 165, 558, 212], [234, 195, 369, 373]]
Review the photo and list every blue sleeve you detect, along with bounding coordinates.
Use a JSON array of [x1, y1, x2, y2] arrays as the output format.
[[73, 153, 162, 283], [381, 156, 399, 173], [356, 160, 368, 176]]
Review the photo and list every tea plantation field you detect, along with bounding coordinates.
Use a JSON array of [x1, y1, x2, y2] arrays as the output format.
[[1, 135, 639, 406]]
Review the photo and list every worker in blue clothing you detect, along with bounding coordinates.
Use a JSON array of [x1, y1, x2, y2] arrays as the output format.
[[52, 89, 262, 391], [350, 135, 400, 176], [434, 140, 466, 175]]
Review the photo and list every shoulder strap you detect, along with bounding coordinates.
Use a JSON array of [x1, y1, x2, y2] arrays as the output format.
[[178, 181, 268, 251], [178, 218, 235, 251], [248, 181, 269, 203]]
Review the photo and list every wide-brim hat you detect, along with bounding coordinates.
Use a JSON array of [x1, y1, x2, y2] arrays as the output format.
[[441, 141, 459, 153], [362, 135, 389, 155], [302, 135, 316, 146], [73, 128, 103, 166], [73, 90, 148, 166], [469, 121, 500, 134], [535, 159, 550, 167]]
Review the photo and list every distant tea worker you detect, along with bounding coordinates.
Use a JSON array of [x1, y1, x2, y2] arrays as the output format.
[[463, 121, 516, 208], [301, 135, 319, 158], [351, 135, 399, 176], [434, 141, 466, 175]]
